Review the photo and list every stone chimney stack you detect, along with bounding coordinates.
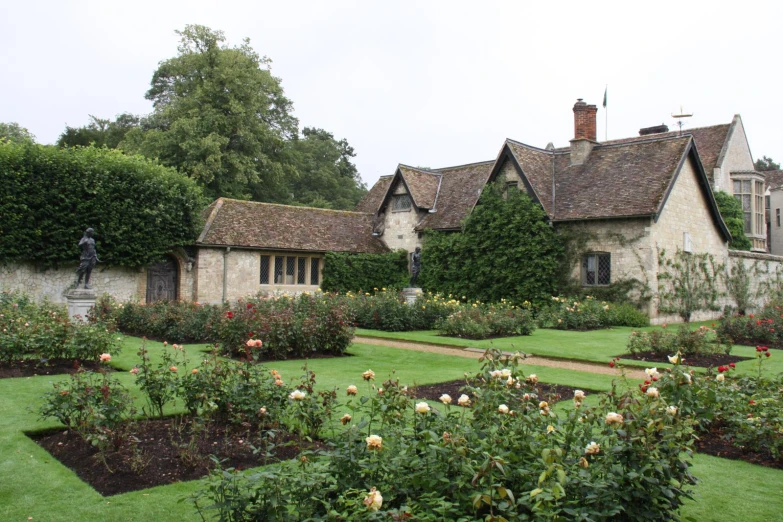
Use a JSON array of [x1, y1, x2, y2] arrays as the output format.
[[570, 98, 598, 165]]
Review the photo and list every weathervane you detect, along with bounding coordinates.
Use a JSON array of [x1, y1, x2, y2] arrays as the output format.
[[671, 106, 693, 135]]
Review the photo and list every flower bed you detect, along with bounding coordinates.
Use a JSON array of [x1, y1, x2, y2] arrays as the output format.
[[435, 300, 535, 339], [716, 304, 783, 348], [341, 289, 457, 331], [624, 324, 738, 366], [538, 295, 649, 330], [0, 291, 120, 372], [192, 350, 697, 521]]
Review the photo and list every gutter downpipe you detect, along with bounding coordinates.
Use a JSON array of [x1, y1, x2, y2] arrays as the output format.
[[222, 247, 231, 303]]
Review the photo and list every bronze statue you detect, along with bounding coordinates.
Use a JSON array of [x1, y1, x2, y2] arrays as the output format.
[[410, 247, 421, 287], [75, 228, 100, 289]]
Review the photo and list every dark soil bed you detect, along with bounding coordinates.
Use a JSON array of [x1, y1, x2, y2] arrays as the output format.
[[696, 422, 783, 470], [0, 358, 102, 379], [412, 379, 594, 404], [30, 416, 324, 496], [619, 352, 750, 368]]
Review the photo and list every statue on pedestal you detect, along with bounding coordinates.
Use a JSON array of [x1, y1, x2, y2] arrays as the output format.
[[409, 247, 422, 287]]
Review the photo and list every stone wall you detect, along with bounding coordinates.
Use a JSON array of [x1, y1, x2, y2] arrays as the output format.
[[651, 155, 730, 323], [727, 250, 783, 312], [769, 188, 783, 256], [0, 263, 145, 303], [195, 247, 321, 304], [379, 179, 425, 254], [714, 116, 755, 191], [559, 217, 654, 304]]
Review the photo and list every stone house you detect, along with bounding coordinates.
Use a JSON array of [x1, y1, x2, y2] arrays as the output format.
[[357, 99, 781, 322], [764, 170, 783, 255]]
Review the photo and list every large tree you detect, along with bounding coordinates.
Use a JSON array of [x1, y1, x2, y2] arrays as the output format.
[[0, 122, 35, 144], [286, 127, 367, 209], [755, 155, 780, 172], [57, 114, 140, 149], [122, 25, 298, 200]]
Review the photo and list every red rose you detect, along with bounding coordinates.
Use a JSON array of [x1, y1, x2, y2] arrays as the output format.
[[718, 366, 727, 373], [756, 346, 763, 352], [757, 320, 762, 326], [749, 400, 756, 405], [226, 311, 234, 319], [729, 363, 736, 369], [247, 303, 253, 309], [766, 352, 771, 358], [609, 361, 615, 368], [750, 314, 755, 319]]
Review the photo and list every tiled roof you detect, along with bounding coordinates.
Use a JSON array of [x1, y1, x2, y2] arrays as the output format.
[[416, 161, 495, 230], [399, 166, 441, 209], [198, 198, 388, 253], [764, 170, 783, 190], [355, 175, 392, 213], [506, 141, 557, 215], [600, 123, 731, 173], [552, 136, 692, 220]]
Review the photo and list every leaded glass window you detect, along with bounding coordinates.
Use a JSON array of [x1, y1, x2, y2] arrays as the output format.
[[286, 256, 296, 284], [274, 256, 284, 284], [392, 194, 412, 211], [260, 255, 270, 284], [310, 258, 320, 285], [297, 257, 306, 284], [582, 253, 610, 286]]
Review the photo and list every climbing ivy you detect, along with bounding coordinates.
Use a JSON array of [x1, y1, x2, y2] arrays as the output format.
[[657, 248, 724, 322]]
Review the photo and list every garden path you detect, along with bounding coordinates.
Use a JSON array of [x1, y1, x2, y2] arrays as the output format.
[[354, 336, 646, 379]]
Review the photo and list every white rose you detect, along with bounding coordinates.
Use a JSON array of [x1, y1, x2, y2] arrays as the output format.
[[574, 390, 586, 401], [439, 394, 452, 405], [289, 389, 306, 401], [605, 412, 624, 425], [415, 402, 431, 414], [667, 406, 678, 416], [645, 368, 660, 379], [500, 368, 512, 378], [457, 394, 471, 406], [363, 487, 383, 511], [527, 374, 539, 384], [346, 385, 358, 396], [498, 404, 509, 414], [584, 441, 600, 455], [365, 435, 382, 450], [646, 387, 659, 398], [668, 354, 680, 365], [716, 374, 725, 382]]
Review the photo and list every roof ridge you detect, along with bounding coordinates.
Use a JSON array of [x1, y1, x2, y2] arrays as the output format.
[[398, 164, 441, 176], [433, 159, 495, 171], [506, 138, 554, 153], [217, 198, 373, 215], [597, 134, 692, 149]]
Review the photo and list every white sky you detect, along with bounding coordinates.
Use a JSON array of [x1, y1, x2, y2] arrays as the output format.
[[1, 0, 781, 188]]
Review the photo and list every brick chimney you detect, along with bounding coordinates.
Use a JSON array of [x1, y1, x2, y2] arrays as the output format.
[[570, 98, 598, 165]]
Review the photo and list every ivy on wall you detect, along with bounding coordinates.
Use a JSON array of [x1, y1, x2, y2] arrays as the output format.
[[714, 191, 751, 251], [0, 142, 205, 268], [419, 183, 564, 306], [321, 250, 409, 293], [657, 248, 724, 322]]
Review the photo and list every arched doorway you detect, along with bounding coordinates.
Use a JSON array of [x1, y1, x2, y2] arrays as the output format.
[[146, 257, 179, 302]]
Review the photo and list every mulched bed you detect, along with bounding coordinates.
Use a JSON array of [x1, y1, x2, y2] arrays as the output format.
[[30, 416, 324, 496], [696, 422, 783, 470], [0, 359, 102, 379], [618, 352, 750, 368], [412, 379, 592, 404]]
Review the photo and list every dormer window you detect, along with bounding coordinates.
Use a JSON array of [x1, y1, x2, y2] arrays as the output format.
[[392, 194, 412, 212]]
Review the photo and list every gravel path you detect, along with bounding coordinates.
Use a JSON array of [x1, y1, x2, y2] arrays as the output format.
[[354, 336, 647, 380]]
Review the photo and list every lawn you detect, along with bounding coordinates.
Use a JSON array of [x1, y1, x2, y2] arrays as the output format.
[[356, 323, 783, 376], [1, 335, 781, 521]]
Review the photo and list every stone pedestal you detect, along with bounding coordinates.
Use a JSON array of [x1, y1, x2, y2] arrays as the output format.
[[66, 288, 96, 322], [402, 287, 423, 305]]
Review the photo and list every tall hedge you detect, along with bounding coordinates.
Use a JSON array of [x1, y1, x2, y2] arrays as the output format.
[[419, 183, 564, 305], [321, 250, 409, 293], [0, 142, 205, 267]]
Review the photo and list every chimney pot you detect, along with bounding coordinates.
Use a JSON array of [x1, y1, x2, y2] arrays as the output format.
[[573, 98, 598, 141]]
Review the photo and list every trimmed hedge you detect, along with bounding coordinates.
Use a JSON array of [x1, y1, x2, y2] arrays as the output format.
[[0, 142, 204, 267], [321, 250, 409, 293]]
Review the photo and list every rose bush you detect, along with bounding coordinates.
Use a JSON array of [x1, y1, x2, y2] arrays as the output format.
[[538, 295, 649, 330]]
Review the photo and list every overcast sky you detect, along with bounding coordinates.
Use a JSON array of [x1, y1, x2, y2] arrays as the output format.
[[2, 0, 780, 188]]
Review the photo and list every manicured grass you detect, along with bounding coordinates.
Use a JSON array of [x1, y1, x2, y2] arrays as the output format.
[[1, 334, 782, 521], [356, 323, 783, 375]]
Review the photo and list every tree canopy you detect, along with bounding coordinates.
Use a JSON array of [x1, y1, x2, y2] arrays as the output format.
[[0, 122, 35, 144], [755, 156, 780, 172], [121, 25, 298, 201], [286, 127, 367, 209], [57, 114, 140, 149]]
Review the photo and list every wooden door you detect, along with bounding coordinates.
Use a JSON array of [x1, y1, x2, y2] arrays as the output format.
[[146, 258, 178, 302]]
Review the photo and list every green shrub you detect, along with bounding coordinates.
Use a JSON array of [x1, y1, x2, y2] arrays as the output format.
[[0, 142, 204, 268], [627, 324, 730, 357], [321, 250, 409, 294], [38, 367, 136, 452], [0, 291, 120, 364], [179, 353, 289, 425], [131, 341, 189, 418], [420, 183, 564, 307], [716, 302, 783, 347], [436, 301, 535, 339], [100, 299, 225, 343], [538, 296, 649, 330]]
